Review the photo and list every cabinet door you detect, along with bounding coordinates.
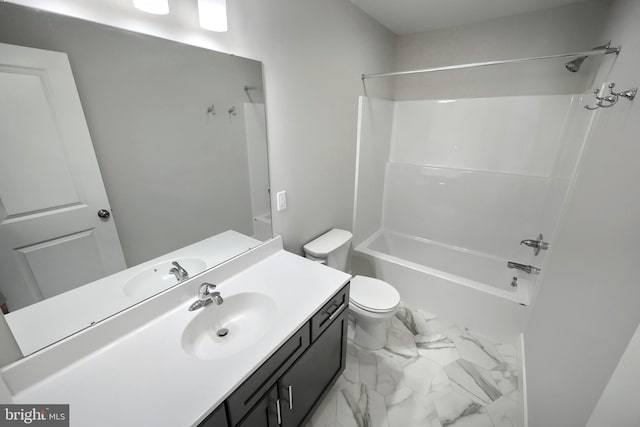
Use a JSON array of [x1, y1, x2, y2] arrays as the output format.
[[278, 310, 348, 427], [198, 404, 228, 427], [237, 386, 279, 427], [226, 324, 310, 426]]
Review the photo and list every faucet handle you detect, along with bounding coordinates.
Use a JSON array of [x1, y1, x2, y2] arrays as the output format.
[[520, 234, 549, 256], [211, 291, 224, 305], [202, 282, 216, 290], [199, 282, 217, 299]]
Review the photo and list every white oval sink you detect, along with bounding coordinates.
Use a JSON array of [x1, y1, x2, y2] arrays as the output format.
[[181, 292, 277, 360], [123, 258, 206, 298]]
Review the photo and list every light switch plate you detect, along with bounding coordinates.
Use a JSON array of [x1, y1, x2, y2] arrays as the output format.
[[276, 191, 287, 211]]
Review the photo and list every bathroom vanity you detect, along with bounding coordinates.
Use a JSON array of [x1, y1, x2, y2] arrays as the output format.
[[0, 236, 351, 426], [202, 283, 350, 427]]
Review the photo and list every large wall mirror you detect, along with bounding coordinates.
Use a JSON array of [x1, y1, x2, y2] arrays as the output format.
[[0, 3, 271, 357]]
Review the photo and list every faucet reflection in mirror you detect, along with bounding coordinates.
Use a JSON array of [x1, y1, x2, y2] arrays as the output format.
[[170, 261, 190, 282], [0, 3, 271, 358]]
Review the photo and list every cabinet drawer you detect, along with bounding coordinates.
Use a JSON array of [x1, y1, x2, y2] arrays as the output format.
[[311, 282, 349, 341], [226, 323, 310, 426]]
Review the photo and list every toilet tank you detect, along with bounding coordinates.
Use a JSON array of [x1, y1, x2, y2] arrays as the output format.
[[303, 229, 353, 272]]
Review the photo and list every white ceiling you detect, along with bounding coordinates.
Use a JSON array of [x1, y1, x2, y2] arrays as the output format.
[[349, 0, 591, 35]]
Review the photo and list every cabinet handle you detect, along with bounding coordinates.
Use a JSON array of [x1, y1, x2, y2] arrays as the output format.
[[328, 302, 346, 321], [276, 399, 282, 424], [287, 385, 293, 410]]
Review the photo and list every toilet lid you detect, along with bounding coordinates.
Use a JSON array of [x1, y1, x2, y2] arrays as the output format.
[[350, 275, 400, 312]]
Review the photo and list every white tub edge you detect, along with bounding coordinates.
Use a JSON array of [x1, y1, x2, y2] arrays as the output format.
[[354, 236, 530, 342], [355, 236, 528, 306]]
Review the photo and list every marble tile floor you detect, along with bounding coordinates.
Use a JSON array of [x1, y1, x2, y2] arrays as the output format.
[[304, 305, 519, 427]]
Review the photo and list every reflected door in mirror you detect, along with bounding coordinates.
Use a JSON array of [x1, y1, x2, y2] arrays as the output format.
[[0, 43, 126, 312]]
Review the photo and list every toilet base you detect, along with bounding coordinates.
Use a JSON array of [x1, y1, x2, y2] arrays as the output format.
[[352, 313, 390, 350]]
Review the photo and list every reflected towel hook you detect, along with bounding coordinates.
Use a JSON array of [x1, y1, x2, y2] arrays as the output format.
[[585, 83, 637, 110], [228, 106, 236, 116]]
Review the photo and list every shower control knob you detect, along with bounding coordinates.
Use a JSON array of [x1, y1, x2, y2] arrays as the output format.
[[97, 209, 111, 220], [520, 234, 549, 256]]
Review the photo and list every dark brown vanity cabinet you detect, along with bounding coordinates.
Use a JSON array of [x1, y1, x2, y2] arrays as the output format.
[[198, 404, 229, 427], [236, 386, 279, 427], [277, 308, 348, 427], [198, 283, 349, 427], [226, 324, 311, 426]]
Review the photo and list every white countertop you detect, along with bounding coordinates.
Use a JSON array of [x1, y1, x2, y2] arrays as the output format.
[[1, 236, 351, 426], [6, 230, 261, 356]]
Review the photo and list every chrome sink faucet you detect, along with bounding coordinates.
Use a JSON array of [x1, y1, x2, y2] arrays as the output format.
[[507, 261, 541, 275], [188, 282, 224, 311], [169, 261, 189, 282]]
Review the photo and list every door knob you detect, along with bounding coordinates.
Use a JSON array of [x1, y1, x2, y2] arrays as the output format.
[[97, 209, 111, 220]]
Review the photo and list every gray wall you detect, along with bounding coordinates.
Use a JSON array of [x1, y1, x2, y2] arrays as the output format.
[[524, 1, 640, 425], [228, 0, 396, 252], [393, 1, 611, 100], [0, 4, 264, 266]]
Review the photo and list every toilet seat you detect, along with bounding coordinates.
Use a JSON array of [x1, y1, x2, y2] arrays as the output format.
[[349, 275, 400, 313]]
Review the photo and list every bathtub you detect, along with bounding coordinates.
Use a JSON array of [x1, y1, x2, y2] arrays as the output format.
[[353, 230, 531, 341]]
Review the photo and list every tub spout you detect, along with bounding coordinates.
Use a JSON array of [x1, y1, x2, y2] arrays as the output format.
[[507, 261, 540, 275]]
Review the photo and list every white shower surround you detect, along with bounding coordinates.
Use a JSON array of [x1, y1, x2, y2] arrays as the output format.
[[354, 230, 531, 341], [353, 95, 588, 340]]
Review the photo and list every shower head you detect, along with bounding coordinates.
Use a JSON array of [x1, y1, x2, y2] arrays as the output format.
[[565, 41, 616, 73], [565, 56, 587, 72]]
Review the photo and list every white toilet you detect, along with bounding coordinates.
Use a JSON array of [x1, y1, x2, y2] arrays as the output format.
[[303, 229, 400, 350]]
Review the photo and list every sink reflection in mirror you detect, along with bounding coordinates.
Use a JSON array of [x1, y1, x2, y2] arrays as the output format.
[[123, 259, 207, 299], [181, 292, 277, 360], [0, 2, 271, 359]]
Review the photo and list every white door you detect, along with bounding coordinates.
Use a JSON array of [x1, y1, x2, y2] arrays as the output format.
[[0, 43, 126, 311]]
